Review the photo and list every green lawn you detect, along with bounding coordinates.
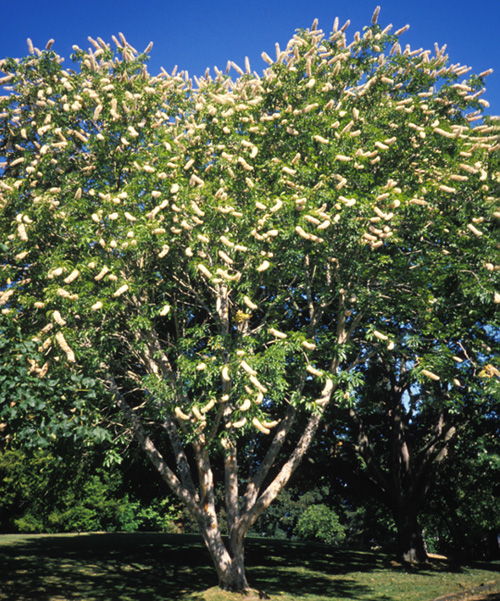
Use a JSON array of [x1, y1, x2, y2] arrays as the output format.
[[0, 533, 498, 601]]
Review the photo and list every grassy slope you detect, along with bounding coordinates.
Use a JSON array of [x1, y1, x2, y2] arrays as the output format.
[[0, 533, 498, 601]]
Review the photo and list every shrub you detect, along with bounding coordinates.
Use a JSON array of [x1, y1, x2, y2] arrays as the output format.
[[295, 504, 346, 546]]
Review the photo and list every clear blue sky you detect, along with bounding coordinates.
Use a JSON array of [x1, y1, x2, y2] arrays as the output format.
[[1, 0, 499, 116]]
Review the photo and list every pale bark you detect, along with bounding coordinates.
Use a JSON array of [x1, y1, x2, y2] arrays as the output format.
[[103, 276, 350, 591], [240, 409, 325, 533], [110, 362, 338, 590], [109, 379, 201, 514]]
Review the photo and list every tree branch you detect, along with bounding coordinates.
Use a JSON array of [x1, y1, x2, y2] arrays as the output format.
[[107, 375, 201, 515]]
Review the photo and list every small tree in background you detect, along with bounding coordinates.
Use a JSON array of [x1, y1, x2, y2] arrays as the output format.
[[1, 7, 498, 591]]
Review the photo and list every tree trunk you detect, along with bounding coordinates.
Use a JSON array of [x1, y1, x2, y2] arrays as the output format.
[[222, 538, 248, 592], [111, 352, 334, 592], [394, 503, 428, 563], [201, 522, 249, 591]]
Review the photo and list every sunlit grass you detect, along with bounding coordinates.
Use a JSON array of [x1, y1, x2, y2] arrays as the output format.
[[0, 533, 498, 601]]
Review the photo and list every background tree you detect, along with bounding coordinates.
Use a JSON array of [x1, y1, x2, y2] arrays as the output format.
[[423, 392, 500, 559], [1, 8, 498, 591], [318, 337, 500, 562]]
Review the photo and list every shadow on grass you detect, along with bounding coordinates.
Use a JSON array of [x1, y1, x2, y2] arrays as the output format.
[[1, 534, 499, 601], [0, 533, 217, 601], [246, 539, 387, 599]]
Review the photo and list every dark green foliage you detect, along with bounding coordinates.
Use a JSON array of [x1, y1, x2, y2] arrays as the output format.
[[341, 504, 398, 551], [252, 487, 329, 539], [0, 448, 180, 534], [250, 485, 348, 546], [422, 404, 500, 559]]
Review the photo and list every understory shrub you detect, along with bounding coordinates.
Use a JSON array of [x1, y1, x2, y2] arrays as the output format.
[[295, 504, 346, 546]]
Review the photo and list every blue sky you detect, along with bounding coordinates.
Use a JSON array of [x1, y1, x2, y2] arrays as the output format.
[[1, 0, 499, 116]]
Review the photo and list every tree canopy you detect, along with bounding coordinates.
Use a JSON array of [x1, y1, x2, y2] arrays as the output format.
[[1, 8, 499, 591]]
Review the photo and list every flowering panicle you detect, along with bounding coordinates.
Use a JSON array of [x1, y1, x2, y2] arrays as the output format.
[[268, 327, 287, 339], [421, 369, 440, 381], [113, 284, 129, 297], [55, 331, 75, 363], [64, 269, 79, 284]]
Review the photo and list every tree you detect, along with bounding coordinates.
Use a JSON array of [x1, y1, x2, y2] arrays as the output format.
[[1, 8, 499, 590], [320, 340, 500, 562], [423, 393, 500, 559], [0, 445, 182, 534]]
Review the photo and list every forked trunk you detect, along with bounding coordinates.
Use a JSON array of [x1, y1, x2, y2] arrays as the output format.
[[218, 544, 248, 592], [113, 351, 332, 592]]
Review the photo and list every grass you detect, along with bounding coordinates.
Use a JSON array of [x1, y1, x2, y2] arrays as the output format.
[[0, 532, 499, 601]]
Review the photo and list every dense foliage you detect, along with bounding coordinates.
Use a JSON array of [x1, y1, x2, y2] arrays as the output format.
[[0, 314, 109, 448], [1, 7, 498, 590], [423, 397, 500, 559], [0, 447, 181, 533]]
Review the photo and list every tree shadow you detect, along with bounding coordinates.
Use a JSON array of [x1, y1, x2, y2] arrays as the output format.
[[1, 534, 498, 601], [246, 540, 391, 599], [0, 533, 217, 601]]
